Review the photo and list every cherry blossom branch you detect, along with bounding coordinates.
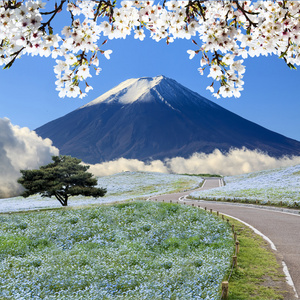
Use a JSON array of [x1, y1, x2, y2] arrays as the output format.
[[3, 47, 25, 69], [4, 0, 22, 10], [233, 0, 258, 29], [186, 0, 207, 22], [93, 0, 114, 22], [40, 0, 67, 33]]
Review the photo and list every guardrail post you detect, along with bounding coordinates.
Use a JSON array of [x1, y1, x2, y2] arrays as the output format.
[[235, 241, 240, 254], [221, 281, 229, 299], [232, 255, 238, 268]]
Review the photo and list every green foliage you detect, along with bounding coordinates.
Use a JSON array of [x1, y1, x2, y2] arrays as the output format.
[[0, 235, 32, 258], [18, 155, 106, 206]]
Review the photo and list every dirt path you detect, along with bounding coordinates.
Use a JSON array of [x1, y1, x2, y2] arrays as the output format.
[[149, 178, 300, 299]]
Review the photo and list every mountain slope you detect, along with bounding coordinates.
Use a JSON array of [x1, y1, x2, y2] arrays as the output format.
[[35, 76, 300, 164]]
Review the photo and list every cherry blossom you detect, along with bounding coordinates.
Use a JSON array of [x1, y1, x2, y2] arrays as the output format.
[[187, 50, 196, 59], [0, 0, 299, 99]]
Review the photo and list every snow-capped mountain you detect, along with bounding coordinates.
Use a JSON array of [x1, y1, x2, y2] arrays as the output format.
[[35, 76, 300, 164], [81, 75, 214, 108]]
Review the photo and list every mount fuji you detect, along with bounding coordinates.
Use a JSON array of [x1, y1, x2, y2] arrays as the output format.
[[35, 75, 300, 164]]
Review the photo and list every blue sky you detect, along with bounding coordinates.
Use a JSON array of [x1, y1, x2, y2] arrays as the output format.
[[1, 33, 300, 141]]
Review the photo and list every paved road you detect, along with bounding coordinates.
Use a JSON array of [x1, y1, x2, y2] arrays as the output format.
[[149, 178, 300, 299]]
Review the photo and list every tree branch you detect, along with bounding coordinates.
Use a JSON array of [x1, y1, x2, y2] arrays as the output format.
[[233, 0, 258, 29], [40, 0, 67, 33], [5, 0, 22, 10], [4, 47, 25, 69], [93, 0, 114, 22]]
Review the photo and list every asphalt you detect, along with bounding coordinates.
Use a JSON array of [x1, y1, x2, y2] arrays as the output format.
[[149, 178, 300, 299]]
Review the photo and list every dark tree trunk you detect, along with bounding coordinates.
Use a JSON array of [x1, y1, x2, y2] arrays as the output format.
[[54, 192, 68, 206]]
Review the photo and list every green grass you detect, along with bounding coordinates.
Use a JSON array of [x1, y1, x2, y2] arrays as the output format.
[[168, 179, 201, 192], [224, 217, 292, 299]]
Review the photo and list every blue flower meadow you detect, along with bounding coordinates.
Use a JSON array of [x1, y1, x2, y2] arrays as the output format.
[[0, 201, 233, 299]]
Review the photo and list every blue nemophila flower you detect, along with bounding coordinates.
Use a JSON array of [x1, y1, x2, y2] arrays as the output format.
[[0, 201, 233, 299]]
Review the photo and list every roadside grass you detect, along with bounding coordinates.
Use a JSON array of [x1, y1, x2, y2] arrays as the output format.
[[223, 216, 292, 300], [0, 201, 233, 299]]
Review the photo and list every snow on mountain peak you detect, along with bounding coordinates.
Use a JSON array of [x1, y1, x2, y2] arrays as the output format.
[[82, 76, 165, 108]]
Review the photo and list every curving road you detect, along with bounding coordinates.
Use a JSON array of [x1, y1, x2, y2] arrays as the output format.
[[149, 178, 300, 299]]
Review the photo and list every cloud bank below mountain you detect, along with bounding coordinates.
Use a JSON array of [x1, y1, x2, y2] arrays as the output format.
[[88, 148, 300, 177], [0, 118, 59, 198]]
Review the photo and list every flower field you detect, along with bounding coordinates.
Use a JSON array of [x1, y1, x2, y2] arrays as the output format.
[[96, 171, 202, 199], [190, 164, 300, 208], [0, 172, 202, 213], [0, 201, 233, 299]]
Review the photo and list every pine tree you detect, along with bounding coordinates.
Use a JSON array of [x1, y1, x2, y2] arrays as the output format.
[[18, 155, 106, 206]]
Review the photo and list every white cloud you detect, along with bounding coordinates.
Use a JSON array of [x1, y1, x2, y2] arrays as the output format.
[[165, 148, 300, 175], [0, 118, 59, 198], [88, 157, 168, 176], [89, 148, 300, 177]]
